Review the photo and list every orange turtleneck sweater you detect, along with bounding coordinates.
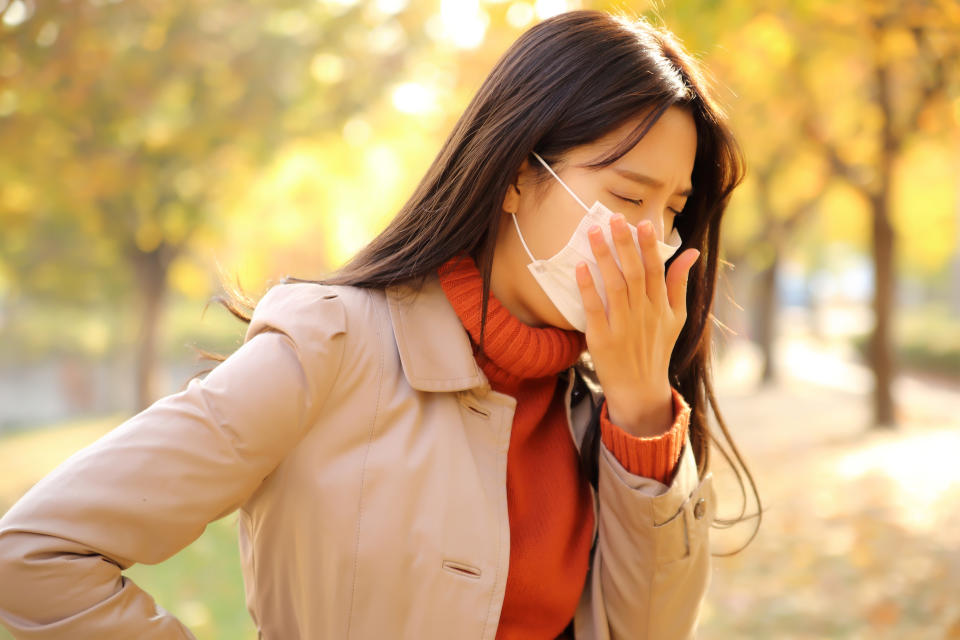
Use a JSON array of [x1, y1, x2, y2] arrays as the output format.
[[436, 253, 691, 640]]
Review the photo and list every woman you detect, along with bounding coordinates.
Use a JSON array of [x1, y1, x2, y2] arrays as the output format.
[[0, 9, 757, 640]]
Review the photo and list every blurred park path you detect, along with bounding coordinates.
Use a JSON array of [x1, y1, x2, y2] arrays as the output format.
[[701, 311, 960, 638]]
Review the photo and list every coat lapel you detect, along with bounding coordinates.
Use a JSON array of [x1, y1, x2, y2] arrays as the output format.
[[385, 270, 492, 394], [384, 269, 599, 418]]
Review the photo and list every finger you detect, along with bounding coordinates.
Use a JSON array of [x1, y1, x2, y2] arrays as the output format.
[[666, 248, 700, 317], [609, 213, 647, 306], [575, 261, 610, 334], [587, 224, 630, 328], [637, 220, 667, 308]]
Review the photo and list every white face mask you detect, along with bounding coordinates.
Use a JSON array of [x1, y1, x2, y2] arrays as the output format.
[[510, 150, 683, 332]]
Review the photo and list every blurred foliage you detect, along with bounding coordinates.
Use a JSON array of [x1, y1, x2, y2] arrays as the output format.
[[699, 0, 960, 278], [0, 0, 441, 305], [0, 0, 958, 367]]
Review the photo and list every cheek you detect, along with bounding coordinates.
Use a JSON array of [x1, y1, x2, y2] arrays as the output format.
[[526, 207, 583, 258], [542, 224, 578, 255]]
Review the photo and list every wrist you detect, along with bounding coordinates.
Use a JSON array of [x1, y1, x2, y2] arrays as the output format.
[[605, 383, 674, 438]]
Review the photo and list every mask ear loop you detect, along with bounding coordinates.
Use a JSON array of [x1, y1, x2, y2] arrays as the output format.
[[513, 150, 594, 263], [530, 150, 590, 213], [510, 212, 538, 263]]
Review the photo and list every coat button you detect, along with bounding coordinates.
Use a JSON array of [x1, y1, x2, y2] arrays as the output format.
[[693, 498, 706, 519]]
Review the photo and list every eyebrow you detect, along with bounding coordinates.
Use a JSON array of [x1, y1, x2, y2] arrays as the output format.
[[612, 167, 693, 198]]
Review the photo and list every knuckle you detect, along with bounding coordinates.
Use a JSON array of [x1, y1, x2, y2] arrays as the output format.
[[627, 260, 645, 277], [627, 274, 645, 289]]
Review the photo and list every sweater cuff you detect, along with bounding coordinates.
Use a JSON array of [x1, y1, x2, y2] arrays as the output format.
[[599, 386, 691, 485]]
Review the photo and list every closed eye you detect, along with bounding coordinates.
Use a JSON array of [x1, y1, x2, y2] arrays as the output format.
[[613, 193, 684, 217], [613, 193, 642, 207]]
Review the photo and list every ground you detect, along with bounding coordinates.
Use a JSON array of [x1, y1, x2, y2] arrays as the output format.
[[700, 328, 960, 639]]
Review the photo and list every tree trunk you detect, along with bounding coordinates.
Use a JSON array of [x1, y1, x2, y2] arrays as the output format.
[[131, 250, 171, 412], [755, 249, 779, 386], [870, 48, 898, 429], [870, 190, 897, 428], [951, 152, 960, 314]]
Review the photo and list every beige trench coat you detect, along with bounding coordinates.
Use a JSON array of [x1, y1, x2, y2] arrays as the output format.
[[0, 270, 716, 639]]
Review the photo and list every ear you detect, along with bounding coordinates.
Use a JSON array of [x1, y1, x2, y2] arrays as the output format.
[[502, 157, 531, 215]]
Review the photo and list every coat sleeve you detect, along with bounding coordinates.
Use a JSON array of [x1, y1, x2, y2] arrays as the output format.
[[597, 386, 690, 485], [0, 282, 347, 639], [573, 375, 716, 640]]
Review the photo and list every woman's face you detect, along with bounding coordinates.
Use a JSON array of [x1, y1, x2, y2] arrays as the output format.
[[491, 104, 698, 330]]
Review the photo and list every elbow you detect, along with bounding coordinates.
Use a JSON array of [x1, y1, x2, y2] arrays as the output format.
[[0, 529, 65, 623], [0, 529, 122, 625], [0, 529, 42, 621]]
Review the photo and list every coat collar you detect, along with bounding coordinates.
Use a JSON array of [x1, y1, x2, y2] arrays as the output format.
[[385, 270, 492, 394], [384, 269, 600, 406]]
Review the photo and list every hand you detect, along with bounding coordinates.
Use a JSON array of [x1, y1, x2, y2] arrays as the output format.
[[574, 213, 699, 437]]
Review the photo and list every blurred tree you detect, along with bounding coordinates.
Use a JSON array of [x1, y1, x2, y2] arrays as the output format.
[[679, 0, 959, 423], [794, 0, 960, 427], [0, 0, 434, 409], [2, 0, 957, 421], [750, 153, 823, 386], [708, 10, 830, 386]]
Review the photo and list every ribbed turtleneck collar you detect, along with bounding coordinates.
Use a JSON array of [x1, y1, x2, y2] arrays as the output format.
[[436, 253, 586, 390]]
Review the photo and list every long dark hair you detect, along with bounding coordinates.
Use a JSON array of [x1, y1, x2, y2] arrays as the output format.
[[200, 9, 760, 554]]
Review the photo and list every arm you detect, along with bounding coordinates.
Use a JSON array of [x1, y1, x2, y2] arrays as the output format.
[[598, 386, 690, 486], [573, 378, 715, 640], [0, 283, 347, 639]]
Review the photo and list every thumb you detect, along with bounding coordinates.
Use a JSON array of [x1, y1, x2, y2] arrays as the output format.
[[666, 248, 700, 314]]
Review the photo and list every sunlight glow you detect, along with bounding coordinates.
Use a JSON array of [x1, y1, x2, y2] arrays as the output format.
[[310, 53, 345, 84], [367, 21, 406, 55], [2, 0, 28, 26], [834, 429, 960, 533], [375, 0, 409, 15], [331, 208, 371, 265], [436, 0, 489, 49], [506, 2, 535, 28], [391, 82, 437, 115], [342, 117, 373, 147], [780, 337, 872, 394], [534, 0, 571, 19], [365, 145, 401, 189]]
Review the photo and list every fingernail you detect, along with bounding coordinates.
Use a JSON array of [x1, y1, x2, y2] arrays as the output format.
[[640, 221, 653, 234], [589, 224, 601, 234]]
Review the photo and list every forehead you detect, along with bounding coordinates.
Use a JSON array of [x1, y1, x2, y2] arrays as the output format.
[[573, 106, 697, 179]]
